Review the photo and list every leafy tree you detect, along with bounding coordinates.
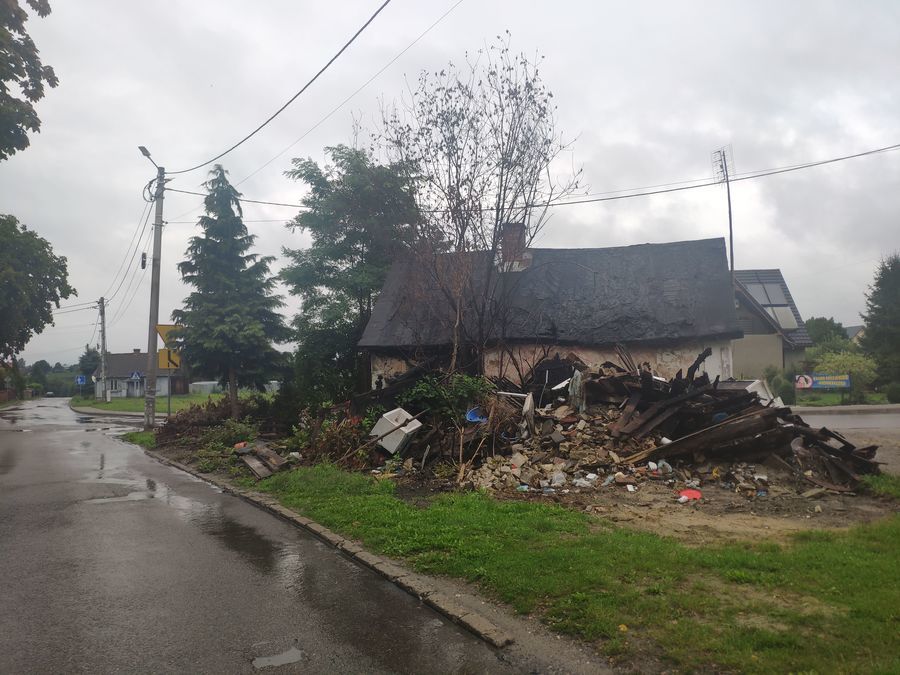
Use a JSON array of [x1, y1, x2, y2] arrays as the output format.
[[805, 316, 846, 345], [281, 145, 419, 405], [172, 165, 288, 418], [1, 1, 59, 161], [77, 344, 100, 377], [29, 358, 50, 386], [861, 254, 900, 383], [0, 214, 75, 357]]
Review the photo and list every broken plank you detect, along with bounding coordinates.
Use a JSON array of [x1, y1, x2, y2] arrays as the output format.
[[254, 445, 289, 472], [242, 455, 273, 479]]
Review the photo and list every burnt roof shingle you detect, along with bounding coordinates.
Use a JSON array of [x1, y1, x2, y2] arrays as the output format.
[[360, 237, 742, 349]]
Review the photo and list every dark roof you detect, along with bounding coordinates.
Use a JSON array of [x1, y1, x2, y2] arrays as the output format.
[[734, 269, 812, 347], [93, 352, 181, 379], [360, 238, 742, 349]]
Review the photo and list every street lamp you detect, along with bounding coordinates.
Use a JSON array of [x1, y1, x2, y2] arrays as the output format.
[[138, 145, 159, 169]]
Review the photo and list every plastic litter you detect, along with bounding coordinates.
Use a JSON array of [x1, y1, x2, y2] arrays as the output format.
[[465, 407, 488, 423], [678, 488, 702, 501]]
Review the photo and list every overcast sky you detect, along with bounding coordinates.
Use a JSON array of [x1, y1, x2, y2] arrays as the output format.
[[3, 0, 898, 366]]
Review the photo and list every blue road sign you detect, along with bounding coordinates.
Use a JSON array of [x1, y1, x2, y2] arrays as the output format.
[[75, 375, 86, 386], [130, 371, 143, 381]]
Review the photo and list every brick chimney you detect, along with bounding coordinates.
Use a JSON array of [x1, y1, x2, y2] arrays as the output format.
[[500, 222, 526, 264]]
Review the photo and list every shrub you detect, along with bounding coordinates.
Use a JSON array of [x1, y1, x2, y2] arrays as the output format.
[[777, 381, 796, 405], [886, 382, 900, 404], [399, 373, 493, 423], [199, 418, 258, 448]]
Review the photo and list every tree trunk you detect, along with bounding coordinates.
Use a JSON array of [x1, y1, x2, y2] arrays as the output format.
[[228, 367, 239, 419]]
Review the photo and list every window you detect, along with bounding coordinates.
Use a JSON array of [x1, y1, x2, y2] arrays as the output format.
[[762, 283, 787, 304], [772, 306, 798, 330]]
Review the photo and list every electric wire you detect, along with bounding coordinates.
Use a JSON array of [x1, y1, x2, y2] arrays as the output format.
[[105, 205, 153, 303], [52, 305, 98, 316], [102, 201, 151, 299], [53, 300, 99, 311], [235, 0, 465, 187], [109, 223, 154, 327], [167, 0, 393, 176], [162, 140, 900, 214]]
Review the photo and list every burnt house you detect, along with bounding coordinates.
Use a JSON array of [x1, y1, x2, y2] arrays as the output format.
[[358, 232, 742, 387]]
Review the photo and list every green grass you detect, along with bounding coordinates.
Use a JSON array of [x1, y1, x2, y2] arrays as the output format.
[[862, 473, 900, 500], [121, 430, 156, 449], [0, 398, 19, 409], [795, 390, 887, 406], [71, 392, 223, 413], [255, 464, 900, 673]]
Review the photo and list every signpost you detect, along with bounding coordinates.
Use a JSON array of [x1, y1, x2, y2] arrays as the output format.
[[75, 374, 86, 398], [156, 324, 182, 420]]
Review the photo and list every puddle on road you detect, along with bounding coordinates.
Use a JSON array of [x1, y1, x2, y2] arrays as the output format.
[[80, 465, 305, 580], [252, 646, 306, 669], [84, 491, 150, 504]]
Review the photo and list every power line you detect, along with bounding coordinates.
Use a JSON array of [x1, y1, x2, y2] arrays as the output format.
[[54, 299, 99, 311], [109, 224, 154, 327], [162, 139, 900, 215], [166, 188, 308, 209], [167, 219, 286, 224], [167, 0, 393, 176], [106, 205, 153, 303], [53, 305, 98, 316], [102, 201, 151, 299], [235, 0, 465, 187]]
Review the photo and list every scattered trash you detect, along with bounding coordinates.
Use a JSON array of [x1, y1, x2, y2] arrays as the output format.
[[466, 407, 488, 423], [678, 488, 702, 501], [370, 407, 423, 455]]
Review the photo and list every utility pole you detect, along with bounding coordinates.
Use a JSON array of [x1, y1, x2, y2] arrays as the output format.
[[98, 296, 108, 402], [713, 146, 735, 289], [143, 163, 165, 430]]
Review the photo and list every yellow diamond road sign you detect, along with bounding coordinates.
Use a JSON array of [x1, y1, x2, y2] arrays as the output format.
[[158, 348, 181, 370]]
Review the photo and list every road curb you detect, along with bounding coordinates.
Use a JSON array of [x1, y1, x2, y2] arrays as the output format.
[[794, 404, 900, 415], [69, 403, 169, 419], [141, 448, 513, 650]]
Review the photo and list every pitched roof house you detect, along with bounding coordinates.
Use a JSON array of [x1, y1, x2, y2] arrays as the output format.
[[359, 233, 742, 386], [92, 349, 187, 398], [732, 269, 812, 378]]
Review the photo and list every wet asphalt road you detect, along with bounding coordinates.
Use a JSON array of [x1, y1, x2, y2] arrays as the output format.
[[0, 399, 518, 674], [802, 412, 900, 474]]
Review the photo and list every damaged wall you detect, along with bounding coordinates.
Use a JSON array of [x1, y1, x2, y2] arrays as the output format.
[[483, 339, 734, 386], [370, 353, 418, 389]]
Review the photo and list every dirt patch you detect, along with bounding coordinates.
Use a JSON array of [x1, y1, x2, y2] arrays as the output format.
[[396, 462, 898, 545]]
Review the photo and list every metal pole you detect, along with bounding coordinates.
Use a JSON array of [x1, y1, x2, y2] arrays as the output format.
[[143, 165, 165, 430], [99, 296, 108, 402], [722, 152, 735, 289]]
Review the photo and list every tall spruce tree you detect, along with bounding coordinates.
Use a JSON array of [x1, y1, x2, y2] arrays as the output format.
[[861, 253, 900, 383], [172, 165, 287, 417]]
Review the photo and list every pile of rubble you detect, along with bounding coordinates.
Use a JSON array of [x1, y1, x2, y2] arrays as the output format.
[[461, 349, 880, 499]]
